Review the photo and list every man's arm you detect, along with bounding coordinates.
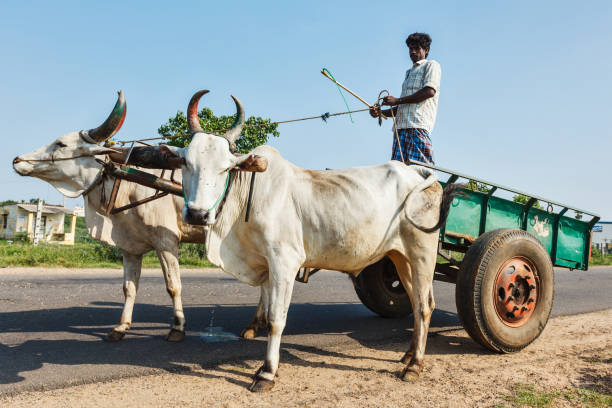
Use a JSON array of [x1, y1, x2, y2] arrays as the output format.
[[369, 87, 435, 118], [382, 86, 436, 106]]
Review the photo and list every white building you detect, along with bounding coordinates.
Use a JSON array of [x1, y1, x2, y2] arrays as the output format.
[[592, 221, 612, 254], [73, 206, 85, 217], [0, 202, 77, 244]]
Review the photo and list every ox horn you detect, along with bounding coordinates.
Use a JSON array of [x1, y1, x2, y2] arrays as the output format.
[[223, 95, 245, 145], [81, 90, 127, 144], [187, 89, 209, 134]]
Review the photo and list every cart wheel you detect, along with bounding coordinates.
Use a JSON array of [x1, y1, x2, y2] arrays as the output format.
[[456, 229, 554, 353], [352, 257, 413, 318]]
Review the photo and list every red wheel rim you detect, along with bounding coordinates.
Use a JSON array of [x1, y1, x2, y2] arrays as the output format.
[[493, 257, 538, 327]]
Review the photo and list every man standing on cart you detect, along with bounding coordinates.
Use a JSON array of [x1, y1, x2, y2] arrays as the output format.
[[370, 32, 441, 165]]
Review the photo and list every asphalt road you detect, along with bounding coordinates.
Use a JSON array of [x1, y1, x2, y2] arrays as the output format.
[[1, 266, 611, 396]]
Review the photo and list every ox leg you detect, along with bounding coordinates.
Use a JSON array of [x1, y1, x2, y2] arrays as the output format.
[[249, 267, 296, 393], [156, 249, 186, 342], [241, 285, 269, 339], [105, 252, 142, 342], [390, 250, 436, 382]]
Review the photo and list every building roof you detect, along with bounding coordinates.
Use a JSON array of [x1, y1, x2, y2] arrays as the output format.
[[14, 203, 74, 215]]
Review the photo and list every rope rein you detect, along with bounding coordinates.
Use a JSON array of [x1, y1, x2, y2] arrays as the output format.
[[372, 89, 405, 163], [115, 108, 370, 145]]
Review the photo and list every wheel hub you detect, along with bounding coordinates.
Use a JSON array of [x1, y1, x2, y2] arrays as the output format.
[[382, 266, 405, 296], [493, 257, 538, 327]]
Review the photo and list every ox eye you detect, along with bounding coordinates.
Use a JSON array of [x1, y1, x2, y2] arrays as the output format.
[[55, 142, 67, 148]]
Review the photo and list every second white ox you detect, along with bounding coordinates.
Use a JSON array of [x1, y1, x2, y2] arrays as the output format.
[[159, 90, 463, 392], [12, 91, 265, 342]]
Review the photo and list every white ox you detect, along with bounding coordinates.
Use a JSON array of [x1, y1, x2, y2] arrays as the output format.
[[12, 91, 266, 342], [158, 90, 463, 392]]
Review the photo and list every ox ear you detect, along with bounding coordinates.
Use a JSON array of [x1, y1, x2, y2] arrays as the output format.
[[232, 154, 268, 172], [159, 145, 185, 168]]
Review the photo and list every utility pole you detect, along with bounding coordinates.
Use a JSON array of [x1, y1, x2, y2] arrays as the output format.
[[33, 199, 43, 246]]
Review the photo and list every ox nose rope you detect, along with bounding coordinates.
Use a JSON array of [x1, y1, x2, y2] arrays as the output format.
[[183, 172, 230, 211]]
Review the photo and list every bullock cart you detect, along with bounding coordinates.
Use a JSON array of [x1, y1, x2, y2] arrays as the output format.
[[105, 149, 599, 354]]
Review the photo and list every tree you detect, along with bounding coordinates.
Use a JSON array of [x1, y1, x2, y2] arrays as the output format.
[[513, 194, 543, 210], [158, 107, 279, 153], [0, 200, 16, 206], [466, 180, 491, 193]]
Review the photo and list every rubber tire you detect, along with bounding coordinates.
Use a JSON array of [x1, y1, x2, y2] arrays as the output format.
[[455, 228, 554, 353], [352, 257, 413, 318]]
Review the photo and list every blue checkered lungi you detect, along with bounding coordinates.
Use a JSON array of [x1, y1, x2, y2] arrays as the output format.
[[391, 128, 434, 165]]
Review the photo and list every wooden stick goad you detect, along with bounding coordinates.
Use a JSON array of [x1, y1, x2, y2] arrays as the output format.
[[320, 70, 372, 108]]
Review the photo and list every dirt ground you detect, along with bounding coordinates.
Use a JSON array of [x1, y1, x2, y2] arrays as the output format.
[[1, 309, 610, 408]]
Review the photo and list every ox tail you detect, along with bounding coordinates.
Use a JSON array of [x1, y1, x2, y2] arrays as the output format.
[[405, 169, 466, 233]]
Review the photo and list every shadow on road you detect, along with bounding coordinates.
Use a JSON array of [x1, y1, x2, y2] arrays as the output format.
[[0, 301, 485, 388]]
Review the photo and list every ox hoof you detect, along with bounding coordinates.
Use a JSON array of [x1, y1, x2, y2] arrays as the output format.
[[166, 329, 186, 342], [400, 351, 413, 364], [240, 328, 257, 339], [248, 378, 275, 393], [104, 330, 126, 342], [399, 365, 422, 382]]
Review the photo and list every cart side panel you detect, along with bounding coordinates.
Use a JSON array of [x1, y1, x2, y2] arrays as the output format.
[[525, 208, 555, 254], [556, 217, 589, 269], [484, 197, 522, 232], [443, 191, 483, 240]]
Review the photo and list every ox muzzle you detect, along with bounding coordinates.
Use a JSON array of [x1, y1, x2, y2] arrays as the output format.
[[183, 206, 216, 226], [13, 156, 32, 176]]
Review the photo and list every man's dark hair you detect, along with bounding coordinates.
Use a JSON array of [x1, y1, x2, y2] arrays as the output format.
[[405, 32, 432, 52]]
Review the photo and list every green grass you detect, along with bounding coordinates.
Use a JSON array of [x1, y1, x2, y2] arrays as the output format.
[[0, 240, 213, 268], [503, 383, 612, 407], [589, 247, 612, 266], [0, 216, 213, 268]]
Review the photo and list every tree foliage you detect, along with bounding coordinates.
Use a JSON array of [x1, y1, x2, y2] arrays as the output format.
[[158, 108, 279, 153], [466, 180, 491, 193], [513, 194, 543, 210]]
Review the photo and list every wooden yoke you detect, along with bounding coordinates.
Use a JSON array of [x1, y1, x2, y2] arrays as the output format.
[[108, 146, 184, 169], [109, 146, 268, 173], [104, 146, 267, 216]]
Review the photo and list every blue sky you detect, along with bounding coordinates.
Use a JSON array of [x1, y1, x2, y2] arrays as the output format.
[[1, 1, 610, 219]]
